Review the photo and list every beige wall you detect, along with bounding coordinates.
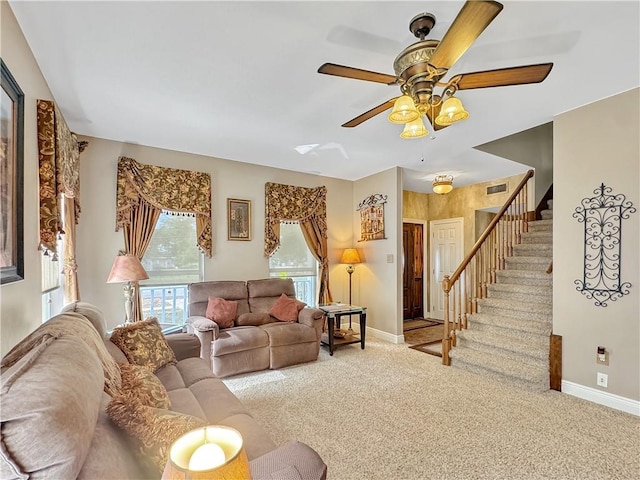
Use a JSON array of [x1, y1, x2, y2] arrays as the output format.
[[0, 2, 55, 356], [554, 88, 639, 402], [76, 137, 355, 331], [353, 168, 403, 341]]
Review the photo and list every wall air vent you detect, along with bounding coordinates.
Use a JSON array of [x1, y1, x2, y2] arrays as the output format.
[[486, 183, 508, 196]]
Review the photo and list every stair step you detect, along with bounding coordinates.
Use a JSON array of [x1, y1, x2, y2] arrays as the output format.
[[513, 243, 552, 257], [477, 298, 551, 320], [521, 231, 553, 243], [505, 256, 552, 271], [541, 209, 553, 220], [457, 329, 549, 362], [468, 312, 552, 336], [487, 283, 551, 302], [496, 269, 552, 287], [450, 347, 550, 391], [527, 220, 553, 232]]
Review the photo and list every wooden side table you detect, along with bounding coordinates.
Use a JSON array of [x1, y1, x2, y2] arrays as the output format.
[[319, 305, 367, 356]]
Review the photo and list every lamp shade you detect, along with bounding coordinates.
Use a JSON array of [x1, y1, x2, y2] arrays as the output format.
[[340, 248, 362, 265], [387, 95, 420, 124], [435, 96, 469, 126], [400, 116, 428, 139], [106, 254, 149, 283], [432, 175, 454, 195], [162, 426, 251, 480]]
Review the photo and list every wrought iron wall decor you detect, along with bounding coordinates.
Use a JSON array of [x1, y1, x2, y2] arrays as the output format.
[[358, 193, 387, 241], [573, 183, 636, 307]]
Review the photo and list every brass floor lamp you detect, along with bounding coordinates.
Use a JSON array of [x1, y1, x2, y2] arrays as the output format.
[[340, 248, 362, 332]]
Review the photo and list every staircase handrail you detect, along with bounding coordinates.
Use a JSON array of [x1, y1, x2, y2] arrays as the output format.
[[444, 169, 534, 290]]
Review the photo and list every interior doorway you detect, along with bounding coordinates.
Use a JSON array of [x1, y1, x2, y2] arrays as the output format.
[[429, 217, 464, 320], [402, 222, 424, 320]]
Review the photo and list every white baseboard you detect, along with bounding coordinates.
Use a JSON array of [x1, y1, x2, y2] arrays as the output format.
[[365, 326, 404, 344], [562, 380, 640, 416]]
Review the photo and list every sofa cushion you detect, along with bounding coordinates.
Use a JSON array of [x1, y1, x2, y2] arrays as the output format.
[[236, 312, 275, 327], [212, 327, 269, 357], [205, 297, 237, 328], [119, 363, 171, 409], [110, 318, 177, 372], [260, 322, 318, 347], [247, 278, 296, 313], [1, 336, 103, 480], [269, 293, 305, 322], [188, 281, 250, 318], [249, 441, 328, 480], [106, 396, 206, 475]]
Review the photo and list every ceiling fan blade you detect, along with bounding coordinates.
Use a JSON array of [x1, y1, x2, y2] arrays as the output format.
[[424, 103, 449, 131], [454, 63, 553, 90], [318, 63, 397, 85], [429, 1, 504, 70], [342, 98, 398, 128]]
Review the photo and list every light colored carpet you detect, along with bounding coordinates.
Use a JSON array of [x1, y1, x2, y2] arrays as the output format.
[[224, 339, 639, 480]]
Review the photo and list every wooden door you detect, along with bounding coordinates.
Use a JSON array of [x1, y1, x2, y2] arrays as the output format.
[[403, 223, 424, 320], [429, 218, 463, 320]]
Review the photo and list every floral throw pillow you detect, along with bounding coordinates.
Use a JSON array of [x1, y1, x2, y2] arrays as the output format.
[[110, 318, 177, 372], [205, 297, 238, 329], [268, 293, 306, 322], [106, 395, 205, 474], [119, 363, 171, 409]]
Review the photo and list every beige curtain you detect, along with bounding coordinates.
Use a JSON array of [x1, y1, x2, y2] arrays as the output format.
[[62, 195, 79, 301], [264, 182, 332, 305], [122, 199, 162, 322]]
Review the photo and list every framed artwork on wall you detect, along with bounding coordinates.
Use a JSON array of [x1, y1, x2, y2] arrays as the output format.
[[1, 59, 25, 284], [358, 193, 387, 241], [227, 198, 251, 241]]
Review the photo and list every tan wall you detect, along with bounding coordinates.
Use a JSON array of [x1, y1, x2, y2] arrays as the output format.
[[76, 137, 355, 331], [353, 168, 403, 341], [554, 88, 639, 402], [0, 2, 55, 356]]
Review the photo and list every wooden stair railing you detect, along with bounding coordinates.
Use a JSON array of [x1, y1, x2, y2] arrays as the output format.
[[441, 170, 535, 365]]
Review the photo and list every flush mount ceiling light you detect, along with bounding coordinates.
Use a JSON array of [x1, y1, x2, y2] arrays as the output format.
[[433, 174, 454, 194], [318, 1, 553, 139]]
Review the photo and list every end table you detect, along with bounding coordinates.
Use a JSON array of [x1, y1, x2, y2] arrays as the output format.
[[319, 305, 366, 356]]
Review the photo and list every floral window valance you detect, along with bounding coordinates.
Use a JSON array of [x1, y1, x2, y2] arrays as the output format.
[[264, 182, 327, 257], [115, 157, 212, 257], [37, 99, 85, 256]]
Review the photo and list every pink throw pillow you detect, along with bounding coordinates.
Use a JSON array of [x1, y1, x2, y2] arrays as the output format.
[[205, 297, 238, 328], [269, 293, 301, 322]]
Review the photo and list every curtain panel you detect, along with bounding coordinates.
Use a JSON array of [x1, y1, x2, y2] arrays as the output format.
[[37, 99, 84, 302], [264, 182, 332, 304], [115, 156, 213, 257]]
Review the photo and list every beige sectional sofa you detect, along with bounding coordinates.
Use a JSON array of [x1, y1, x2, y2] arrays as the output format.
[[187, 278, 324, 377], [0, 302, 327, 480]]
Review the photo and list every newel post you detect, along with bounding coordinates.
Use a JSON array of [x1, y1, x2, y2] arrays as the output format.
[[441, 275, 451, 366]]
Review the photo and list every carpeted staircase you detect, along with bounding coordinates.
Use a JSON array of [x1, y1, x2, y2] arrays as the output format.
[[450, 200, 553, 391]]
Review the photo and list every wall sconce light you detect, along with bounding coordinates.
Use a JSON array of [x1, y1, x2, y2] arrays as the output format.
[[432, 175, 454, 195]]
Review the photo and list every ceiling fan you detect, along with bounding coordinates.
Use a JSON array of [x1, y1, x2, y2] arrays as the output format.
[[318, 0, 553, 138]]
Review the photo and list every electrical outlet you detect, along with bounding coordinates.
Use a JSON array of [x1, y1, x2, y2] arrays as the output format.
[[597, 372, 608, 388]]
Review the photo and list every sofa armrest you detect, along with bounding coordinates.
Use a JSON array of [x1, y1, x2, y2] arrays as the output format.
[[165, 333, 201, 361], [298, 307, 324, 341], [249, 441, 327, 480], [186, 316, 218, 364]]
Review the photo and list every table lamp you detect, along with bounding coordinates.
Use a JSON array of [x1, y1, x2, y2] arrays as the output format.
[[106, 253, 149, 323], [340, 248, 362, 333], [162, 425, 251, 480]]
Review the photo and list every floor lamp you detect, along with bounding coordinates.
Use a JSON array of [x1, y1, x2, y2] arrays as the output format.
[[340, 248, 362, 332], [107, 254, 149, 323]]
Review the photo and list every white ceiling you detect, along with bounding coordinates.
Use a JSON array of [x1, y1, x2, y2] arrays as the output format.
[[10, 1, 640, 193]]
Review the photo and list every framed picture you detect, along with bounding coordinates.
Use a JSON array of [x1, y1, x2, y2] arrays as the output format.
[[1, 60, 25, 284], [227, 198, 251, 241]]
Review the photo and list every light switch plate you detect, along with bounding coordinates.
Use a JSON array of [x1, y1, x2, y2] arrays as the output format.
[[386, 254, 393, 263]]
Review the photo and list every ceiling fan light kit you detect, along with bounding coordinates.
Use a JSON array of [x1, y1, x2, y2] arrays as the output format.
[[400, 116, 428, 139], [318, 0, 553, 139], [388, 95, 420, 124], [433, 175, 454, 195]]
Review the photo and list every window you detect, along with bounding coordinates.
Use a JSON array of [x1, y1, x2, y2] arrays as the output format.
[[140, 212, 203, 324], [268, 223, 317, 306]]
